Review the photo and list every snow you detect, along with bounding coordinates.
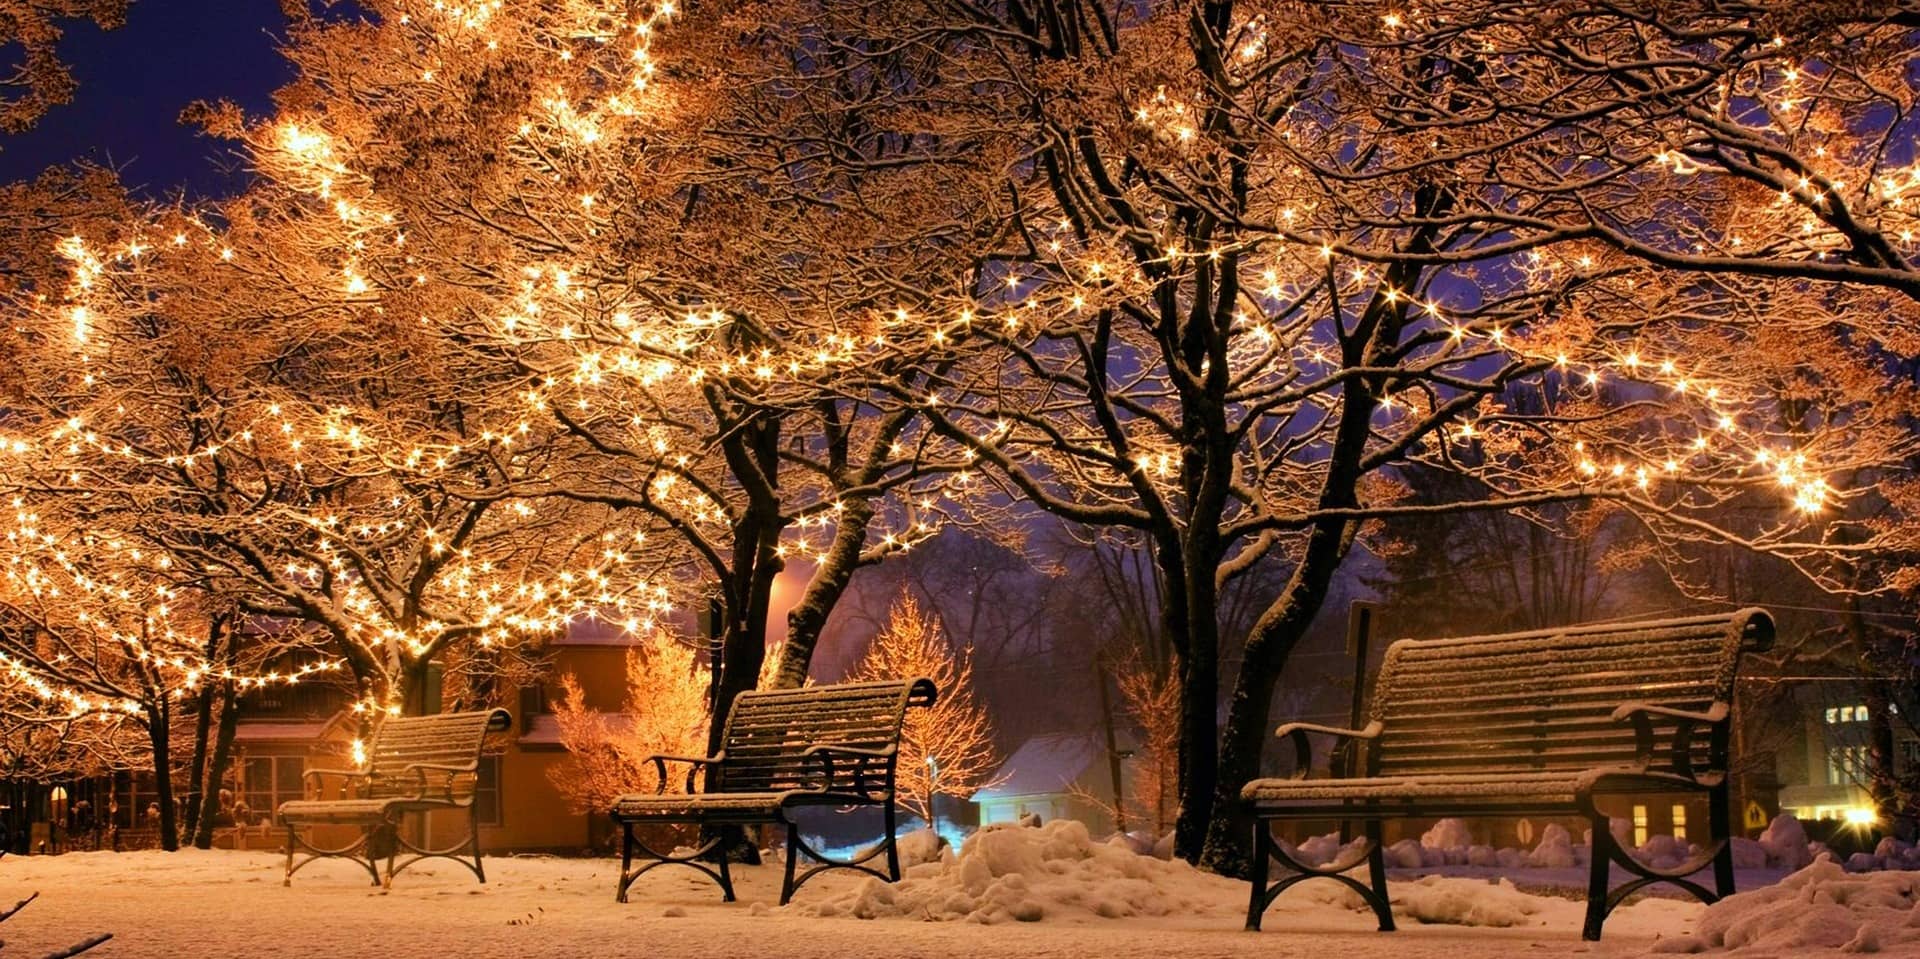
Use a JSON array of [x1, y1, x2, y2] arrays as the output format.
[[1762, 813, 1815, 870], [1653, 856, 1920, 954], [0, 816, 1915, 957]]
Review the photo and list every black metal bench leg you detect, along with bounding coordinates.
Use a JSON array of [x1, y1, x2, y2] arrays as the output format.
[[1709, 788, 1735, 899], [1584, 817, 1612, 941], [380, 821, 398, 890], [717, 842, 736, 903], [1245, 821, 1271, 931], [470, 805, 488, 884], [884, 799, 902, 881], [616, 821, 635, 903], [282, 824, 296, 887], [782, 821, 801, 906], [1365, 819, 1395, 932]]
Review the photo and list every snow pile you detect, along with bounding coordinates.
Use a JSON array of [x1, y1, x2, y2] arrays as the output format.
[[1420, 819, 1475, 864], [794, 818, 1568, 930], [794, 819, 1232, 923], [1527, 824, 1576, 869], [1654, 856, 1920, 954], [1760, 814, 1814, 871], [1391, 876, 1546, 928], [897, 828, 948, 869]]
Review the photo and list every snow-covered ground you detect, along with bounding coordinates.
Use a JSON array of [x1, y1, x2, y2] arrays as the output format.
[[0, 818, 1914, 957]]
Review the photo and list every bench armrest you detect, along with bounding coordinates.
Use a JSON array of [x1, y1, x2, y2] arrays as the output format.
[[803, 744, 898, 795], [1272, 721, 1383, 780], [1611, 701, 1730, 779], [301, 768, 372, 799], [401, 761, 480, 801], [643, 752, 725, 795]]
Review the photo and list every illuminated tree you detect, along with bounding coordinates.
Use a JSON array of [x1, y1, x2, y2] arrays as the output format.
[[848, 593, 998, 825], [747, 0, 1920, 873], [547, 632, 710, 814]]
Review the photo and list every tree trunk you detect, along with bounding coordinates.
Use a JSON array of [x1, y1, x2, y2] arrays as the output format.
[[771, 499, 875, 689], [180, 683, 214, 842], [146, 701, 179, 852], [1170, 589, 1219, 862], [193, 680, 241, 849]]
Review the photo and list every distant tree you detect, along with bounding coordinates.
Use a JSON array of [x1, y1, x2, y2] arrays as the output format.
[[848, 593, 998, 825], [546, 633, 710, 815], [0, 0, 128, 135], [1111, 646, 1180, 836]]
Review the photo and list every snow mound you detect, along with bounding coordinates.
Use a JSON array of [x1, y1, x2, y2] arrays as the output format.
[[1391, 876, 1546, 928], [897, 827, 950, 868], [1527, 824, 1575, 869], [1690, 856, 1920, 953], [1760, 814, 1813, 871], [1421, 819, 1475, 863], [791, 818, 1568, 929], [792, 819, 1231, 924]]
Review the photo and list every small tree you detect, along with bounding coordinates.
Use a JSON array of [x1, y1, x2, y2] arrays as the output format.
[[848, 593, 998, 826], [547, 634, 710, 814], [1113, 649, 1181, 837]]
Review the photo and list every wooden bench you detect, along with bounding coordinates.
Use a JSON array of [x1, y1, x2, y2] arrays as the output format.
[[278, 708, 509, 888], [1242, 609, 1773, 941], [610, 678, 936, 905]]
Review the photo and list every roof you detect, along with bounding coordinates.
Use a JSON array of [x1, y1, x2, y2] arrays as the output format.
[[971, 732, 1107, 802], [519, 712, 637, 746], [233, 720, 332, 743]]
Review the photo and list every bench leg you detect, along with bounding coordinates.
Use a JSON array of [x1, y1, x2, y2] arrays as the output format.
[[614, 821, 736, 903], [1364, 819, 1395, 932], [1245, 815, 1393, 933], [469, 805, 488, 884], [1244, 820, 1271, 931], [782, 821, 800, 906], [282, 824, 296, 887], [1709, 787, 1735, 899], [1583, 816, 1611, 941], [616, 820, 635, 903], [883, 798, 902, 882]]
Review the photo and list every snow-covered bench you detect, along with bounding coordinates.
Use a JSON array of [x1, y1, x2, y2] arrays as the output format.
[[1242, 608, 1774, 941], [610, 678, 936, 905], [278, 708, 510, 889]]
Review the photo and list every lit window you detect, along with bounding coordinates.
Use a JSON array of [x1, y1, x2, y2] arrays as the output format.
[[1827, 708, 1839, 724], [1672, 804, 1688, 842], [1632, 805, 1649, 847]]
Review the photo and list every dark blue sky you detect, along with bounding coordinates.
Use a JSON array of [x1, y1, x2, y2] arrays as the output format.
[[0, 3, 297, 197]]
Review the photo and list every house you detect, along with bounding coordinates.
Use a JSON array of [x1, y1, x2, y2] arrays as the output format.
[[59, 619, 652, 856], [1776, 685, 1917, 826], [972, 732, 1124, 835]]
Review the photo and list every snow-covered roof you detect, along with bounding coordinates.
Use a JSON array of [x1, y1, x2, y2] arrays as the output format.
[[233, 720, 331, 743], [972, 732, 1105, 802], [519, 712, 637, 746]]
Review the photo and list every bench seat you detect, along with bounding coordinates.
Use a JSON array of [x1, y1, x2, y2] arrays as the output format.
[[1243, 767, 1717, 812]]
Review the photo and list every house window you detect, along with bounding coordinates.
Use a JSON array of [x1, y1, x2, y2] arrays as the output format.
[[473, 756, 502, 826], [1671, 804, 1688, 842], [243, 756, 307, 826], [1827, 705, 1871, 724], [1631, 805, 1648, 847], [1828, 745, 1871, 786]]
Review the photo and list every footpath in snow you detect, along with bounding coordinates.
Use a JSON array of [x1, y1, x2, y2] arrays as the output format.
[[0, 816, 1915, 957]]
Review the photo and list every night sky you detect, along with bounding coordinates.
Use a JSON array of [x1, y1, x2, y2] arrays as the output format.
[[0, 4, 298, 198]]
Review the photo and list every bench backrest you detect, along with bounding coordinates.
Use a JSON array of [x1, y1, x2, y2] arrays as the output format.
[[716, 679, 937, 795], [1366, 609, 1773, 778], [365, 708, 511, 799]]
